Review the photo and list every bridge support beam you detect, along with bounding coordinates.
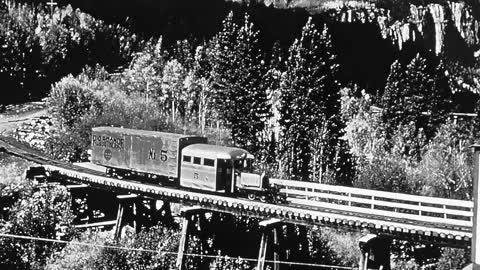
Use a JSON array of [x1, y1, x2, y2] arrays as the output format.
[[67, 184, 89, 224], [471, 145, 480, 270], [257, 218, 282, 270], [358, 234, 391, 270], [176, 206, 205, 270], [25, 166, 47, 181], [114, 194, 139, 239]]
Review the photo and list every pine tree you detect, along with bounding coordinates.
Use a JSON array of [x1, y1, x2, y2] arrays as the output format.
[[278, 18, 342, 182], [209, 12, 271, 155], [263, 42, 285, 164], [381, 54, 453, 157], [380, 60, 407, 140], [232, 14, 271, 155]]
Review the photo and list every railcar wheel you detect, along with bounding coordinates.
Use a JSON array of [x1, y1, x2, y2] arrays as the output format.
[[247, 194, 256, 201], [259, 196, 267, 203]]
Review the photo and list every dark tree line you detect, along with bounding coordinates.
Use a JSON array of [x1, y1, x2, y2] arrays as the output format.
[[0, 2, 144, 104]]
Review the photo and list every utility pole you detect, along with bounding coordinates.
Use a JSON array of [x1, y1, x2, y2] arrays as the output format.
[[47, 0, 57, 25]]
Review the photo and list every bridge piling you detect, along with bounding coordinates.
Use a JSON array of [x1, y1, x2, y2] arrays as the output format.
[[176, 206, 205, 270], [471, 145, 480, 270], [67, 184, 89, 224], [358, 234, 391, 270], [257, 218, 282, 270], [114, 194, 139, 239]]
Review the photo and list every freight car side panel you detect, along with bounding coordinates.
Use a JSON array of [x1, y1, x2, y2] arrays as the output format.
[[130, 135, 179, 178], [91, 130, 131, 169], [91, 127, 207, 179]]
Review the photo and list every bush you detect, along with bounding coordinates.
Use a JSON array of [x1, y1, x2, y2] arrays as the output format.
[[309, 227, 361, 268], [0, 183, 76, 269], [47, 226, 179, 270], [47, 75, 101, 129], [45, 69, 174, 161], [413, 121, 474, 200]]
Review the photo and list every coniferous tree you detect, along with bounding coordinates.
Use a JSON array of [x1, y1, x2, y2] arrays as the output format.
[[381, 54, 452, 157], [278, 18, 342, 182], [263, 42, 285, 164], [209, 12, 271, 155]]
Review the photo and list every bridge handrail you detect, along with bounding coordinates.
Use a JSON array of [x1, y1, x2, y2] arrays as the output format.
[[271, 178, 473, 228], [271, 179, 474, 208]]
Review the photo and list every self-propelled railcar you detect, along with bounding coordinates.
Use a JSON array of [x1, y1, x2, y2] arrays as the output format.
[[90, 126, 279, 202]]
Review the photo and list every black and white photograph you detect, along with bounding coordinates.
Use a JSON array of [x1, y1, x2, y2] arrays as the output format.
[[0, 0, 479, 269]]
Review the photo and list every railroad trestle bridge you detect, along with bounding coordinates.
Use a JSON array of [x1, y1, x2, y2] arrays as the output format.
[[1, 137, 479, 269]]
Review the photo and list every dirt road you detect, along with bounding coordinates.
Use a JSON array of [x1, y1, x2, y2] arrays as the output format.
[[0, 105, 48, 136]]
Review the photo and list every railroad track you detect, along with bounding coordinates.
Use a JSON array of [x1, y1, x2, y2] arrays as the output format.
[[0, 136, 473, 247]]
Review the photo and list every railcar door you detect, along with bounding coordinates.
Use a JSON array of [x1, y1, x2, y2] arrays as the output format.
[[218, 159, 232, 193]]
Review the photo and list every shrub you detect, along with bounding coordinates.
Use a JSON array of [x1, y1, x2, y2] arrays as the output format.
[[45, 70, 173, 161], [0, 183, 76, 269], [47, 75, 101, 129], [413, 121, 474, 200], [47, 226, 179, 270], [310, 227, 361, 268]]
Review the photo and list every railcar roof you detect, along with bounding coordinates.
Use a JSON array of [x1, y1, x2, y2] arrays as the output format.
[[92, 126, 205, 139], [182, 144, 254, 160]]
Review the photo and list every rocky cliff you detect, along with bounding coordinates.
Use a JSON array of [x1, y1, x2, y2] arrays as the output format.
[[237, 0, 480, 55], [331, 2, 478, 55]]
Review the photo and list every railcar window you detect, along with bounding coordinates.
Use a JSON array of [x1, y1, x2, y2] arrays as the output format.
[[204, 158, 215, 167], [193, 157, 201, 165], [183, 155, 191, 163]]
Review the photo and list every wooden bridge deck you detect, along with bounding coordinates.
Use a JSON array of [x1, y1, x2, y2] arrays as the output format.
[[0, 137, 472, 246]]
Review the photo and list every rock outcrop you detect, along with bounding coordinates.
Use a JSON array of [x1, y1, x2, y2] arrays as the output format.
[[326, 1, 478, 54], [15, 116, 53, 151], [236, 0, 479, 55]]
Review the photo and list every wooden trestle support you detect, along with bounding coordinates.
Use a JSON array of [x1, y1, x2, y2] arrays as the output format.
[[358, 234, 391, 270], [174, 208, 314, 270], [257, 218, 282, 270], [114, 196, 175, 239]]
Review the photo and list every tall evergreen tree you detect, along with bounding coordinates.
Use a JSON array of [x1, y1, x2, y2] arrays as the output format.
[[263, 42, 285, 164], [209, 12, 271, 155], [278, 18, 342, 182], [381, 54, 452, 157]]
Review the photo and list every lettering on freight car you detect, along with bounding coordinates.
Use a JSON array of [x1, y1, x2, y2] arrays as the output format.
[[148, 148, 156, 160], [92, 135, 124, 149], [160, 150, 168, 161], [148, 148, 168, 161]]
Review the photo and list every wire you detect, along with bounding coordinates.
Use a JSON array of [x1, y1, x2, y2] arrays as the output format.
[[0, 232, 358, 269]]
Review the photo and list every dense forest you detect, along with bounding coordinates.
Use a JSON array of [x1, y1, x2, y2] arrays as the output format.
[[1, 0, 480, 268]]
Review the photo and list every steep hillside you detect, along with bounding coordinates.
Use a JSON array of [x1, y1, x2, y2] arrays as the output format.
[[16, 0, 480, 92]]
